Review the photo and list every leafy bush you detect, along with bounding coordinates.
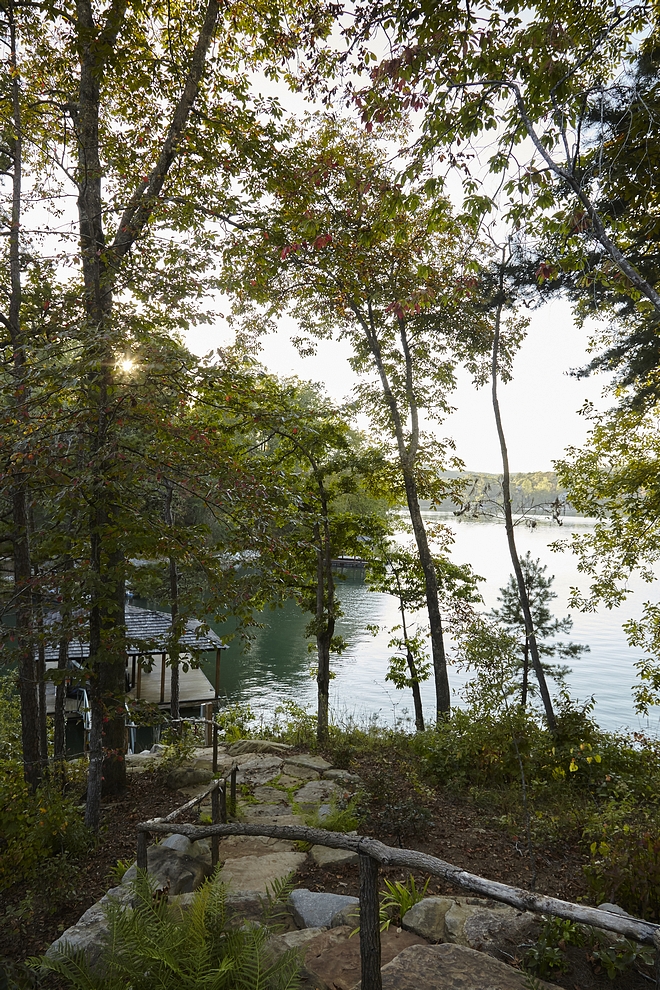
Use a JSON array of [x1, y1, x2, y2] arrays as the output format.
[[585, 817, 660, 920], [160, 722, 200, 768], [0, 759, 91, 891], [0, 674, 22, 761], [37, 870, 302, 990], [215, 703, 256, 742]]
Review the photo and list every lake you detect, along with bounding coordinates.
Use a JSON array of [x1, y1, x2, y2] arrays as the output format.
[[202, 514, 660, 736]]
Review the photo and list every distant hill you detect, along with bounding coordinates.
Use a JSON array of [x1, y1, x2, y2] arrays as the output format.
[[425, 471, 576, 516]]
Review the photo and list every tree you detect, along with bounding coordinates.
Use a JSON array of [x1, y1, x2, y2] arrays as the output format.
[[0, 0, 334, 826], [488, 249, 557, 730], [491, 552, 588, 708], [366, 523, 481, 731], [221, 117, 488, 720], [333, 0, 660, 319], [211, 368, 391, 744], [555, 402, 660, 714]]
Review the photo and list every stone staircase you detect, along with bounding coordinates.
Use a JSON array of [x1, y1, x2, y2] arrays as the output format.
[[49, 740, 562, 989]]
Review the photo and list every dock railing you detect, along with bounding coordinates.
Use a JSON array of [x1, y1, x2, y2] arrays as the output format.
[[136, 782, 660, 990]]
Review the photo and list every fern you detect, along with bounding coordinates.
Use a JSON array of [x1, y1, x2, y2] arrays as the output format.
[[33, 870, 301, 990]]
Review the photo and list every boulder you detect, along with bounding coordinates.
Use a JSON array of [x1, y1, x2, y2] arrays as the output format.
[[289, 888, 359, 929], [294, 779, 340, 806], [378, 943, 562, 990], [402, 897, 454, 942], [46, 885, 133, 970], [265, 926, 328, 963], [165, 766, 213, 790], [311, 844, 359, 868], [444, 898, 537, 953], [331, 903, 360, 928], [218, 850, 307, 894], [122, 843, 212, 894], [270, 925, 428, 990], [228, 739, 293, 756]]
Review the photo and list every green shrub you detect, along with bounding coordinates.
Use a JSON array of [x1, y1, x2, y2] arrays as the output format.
[[585, 817, 660, 920], [215, 703, 256, 742], [0, 759, 91, 891], [37, 869, 302, 990]]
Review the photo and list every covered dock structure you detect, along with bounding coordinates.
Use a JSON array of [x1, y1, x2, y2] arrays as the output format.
[[44, 604, 228, 714]]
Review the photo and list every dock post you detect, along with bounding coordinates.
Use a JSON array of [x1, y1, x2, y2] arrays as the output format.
[[211, 785, 220, 868], [159, 652, 166, 705], [137, 830, 149, 872], [204, 704, 212, 747], [230, 765, 237, 817], [213, 648, 220, 774], [359, 853, 382, 990]]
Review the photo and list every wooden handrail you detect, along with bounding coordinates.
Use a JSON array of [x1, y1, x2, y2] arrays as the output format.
[[135, 819, 660, 947]]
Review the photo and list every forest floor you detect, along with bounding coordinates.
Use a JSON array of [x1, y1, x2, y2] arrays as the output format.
[[0, 746, 655, 990]]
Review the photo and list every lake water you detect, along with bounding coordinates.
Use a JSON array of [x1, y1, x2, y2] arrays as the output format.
[[202, 514, 660, 736]]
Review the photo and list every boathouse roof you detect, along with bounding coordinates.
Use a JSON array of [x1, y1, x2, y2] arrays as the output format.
[[41, 604, 225, 661]]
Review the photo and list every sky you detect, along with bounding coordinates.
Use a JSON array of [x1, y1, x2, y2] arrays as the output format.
[[184, 298, 611, 475], [180, 56, 617, 476]]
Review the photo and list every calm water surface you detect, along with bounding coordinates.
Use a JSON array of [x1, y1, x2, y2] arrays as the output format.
[[202, 515, 660, 735]]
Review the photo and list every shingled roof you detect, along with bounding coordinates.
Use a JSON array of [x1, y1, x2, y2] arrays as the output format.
[[41, 604, 225, 661]]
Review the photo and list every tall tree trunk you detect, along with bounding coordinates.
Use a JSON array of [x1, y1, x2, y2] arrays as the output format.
[[491, 261, 556, 732], [315, 517, 334, 745], [164, 484, 180, 726], [6, 4, 40, 789], [73, 0, 220, 827], [521, 638, 529, 709], [394, 579, 424, 732], [352, 303, 450, 720]]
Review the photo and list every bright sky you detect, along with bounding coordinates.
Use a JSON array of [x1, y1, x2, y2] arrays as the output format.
[[185, 297, 610, 474], [183, 64, 613, 475]]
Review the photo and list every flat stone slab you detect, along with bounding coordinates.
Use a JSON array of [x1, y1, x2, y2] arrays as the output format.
[[378, 944, 562, 990], [253, 785, 288, 802], [241, 812, 305, 827], [311, 844, 359, 868], [219, 834, 298, 856], [290, 888, 359, 929], [219, 850, 307, 894], [228, 739, 293, 756], [286, 754, 333, 771], [282, 762, 320, 781], [294, 779, 340, 805], [236, 755, 284, 786], [241, 802, 294, 821]]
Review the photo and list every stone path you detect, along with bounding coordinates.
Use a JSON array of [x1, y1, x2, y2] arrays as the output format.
[[49, 739, 563, 989]]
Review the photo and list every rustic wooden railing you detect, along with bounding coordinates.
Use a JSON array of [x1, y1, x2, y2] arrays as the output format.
[[136, 814, 660, 990]]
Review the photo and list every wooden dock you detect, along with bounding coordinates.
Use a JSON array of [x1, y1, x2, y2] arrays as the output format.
[[127, 653, 217, 707], [45, 652, 218, 714]]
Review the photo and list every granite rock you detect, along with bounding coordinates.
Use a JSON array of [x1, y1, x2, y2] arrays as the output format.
[[378, 943, 562, 990], [402, 897, 454, 942], [289, 888, 359, 929]]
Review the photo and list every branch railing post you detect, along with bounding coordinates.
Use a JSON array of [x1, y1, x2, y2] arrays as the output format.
[[359, 851, 382, 990], [220, 778, 227, 823], [211, 784, 220, 867], [230, 765, 237, 817], [137, 829, 149, 872]]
